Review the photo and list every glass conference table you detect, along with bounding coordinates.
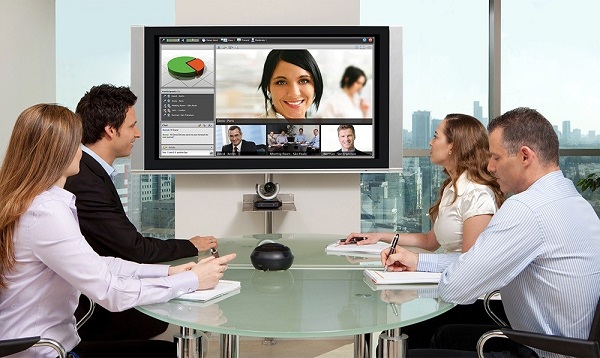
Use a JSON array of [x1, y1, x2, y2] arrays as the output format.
[[136, 233, 454, 358]]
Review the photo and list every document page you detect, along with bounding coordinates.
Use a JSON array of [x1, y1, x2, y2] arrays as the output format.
[[325, 241, 390, 256], [176, 280, 241, 302], [364, 269, 441, 285]]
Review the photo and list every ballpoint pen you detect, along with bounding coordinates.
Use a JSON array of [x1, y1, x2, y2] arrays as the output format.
[[384, 233, 399, 272]]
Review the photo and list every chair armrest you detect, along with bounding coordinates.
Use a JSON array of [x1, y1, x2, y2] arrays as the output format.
[[501, 328, 600, 358], [483, 290, 508, 327], [76, 295, 96, 330], [34, 338, 67, 358], [476, 329, 507, 358]]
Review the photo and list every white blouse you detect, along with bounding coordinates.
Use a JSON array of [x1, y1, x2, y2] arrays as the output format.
[[316, 91, 364, 118], [433, 172, 498, 253]]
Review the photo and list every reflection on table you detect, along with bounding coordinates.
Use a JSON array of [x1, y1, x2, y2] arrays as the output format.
[[138, 269, 451, 338]]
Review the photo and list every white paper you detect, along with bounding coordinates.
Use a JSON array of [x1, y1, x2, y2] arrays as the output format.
[[363, 269, 441, 285], [176, 280, 241, 302], [325, 241, 390, 255]]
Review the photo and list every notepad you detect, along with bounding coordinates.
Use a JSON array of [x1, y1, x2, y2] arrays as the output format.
[[325, 241, 390, 256], [176, 280, 241, 302], [362, 277, 438, 291], [364, 269, 441, 285]]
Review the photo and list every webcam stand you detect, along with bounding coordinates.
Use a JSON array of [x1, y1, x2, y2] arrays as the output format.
[[242, 174, 296, 234]]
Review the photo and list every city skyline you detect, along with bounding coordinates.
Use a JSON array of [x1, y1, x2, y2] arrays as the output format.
[[405, 101, 600, 149]]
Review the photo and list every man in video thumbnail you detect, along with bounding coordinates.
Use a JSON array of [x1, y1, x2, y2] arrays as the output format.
[[335, 124, 367, 155], [221, 125, 258, 155]]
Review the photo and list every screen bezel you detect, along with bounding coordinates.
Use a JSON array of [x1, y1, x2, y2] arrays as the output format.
[[136, 25, 393, 173]]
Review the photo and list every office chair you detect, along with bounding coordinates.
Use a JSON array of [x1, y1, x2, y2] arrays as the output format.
[[0, 295, 96, 358], [476, 291, 600, 358]]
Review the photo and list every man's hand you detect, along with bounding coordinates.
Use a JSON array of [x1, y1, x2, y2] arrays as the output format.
[[191, 253, 236, 290], [190, 236, 218, 252], [381, 246, 418, 271]]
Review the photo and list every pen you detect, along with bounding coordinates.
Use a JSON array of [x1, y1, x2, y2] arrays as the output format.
[[384, 233, 399, 272], [210, 247, 220, 258]]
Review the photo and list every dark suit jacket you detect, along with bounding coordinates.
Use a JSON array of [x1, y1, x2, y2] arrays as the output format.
[[221, 139, 258, 155], [64, 152, 197, 264], [335, 148, 369, 156]]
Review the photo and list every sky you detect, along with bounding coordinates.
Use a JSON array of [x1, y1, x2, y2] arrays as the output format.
[[361, 0, 600, 134]]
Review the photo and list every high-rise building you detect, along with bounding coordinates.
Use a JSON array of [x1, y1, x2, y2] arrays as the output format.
[[473, 101, 483, 121], [412, 110, 431, 149], [562, 120, 571, 144], [473, 100, 488, 127]]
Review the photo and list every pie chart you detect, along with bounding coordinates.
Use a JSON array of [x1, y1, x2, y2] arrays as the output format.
[[167, 56, 205, 77]]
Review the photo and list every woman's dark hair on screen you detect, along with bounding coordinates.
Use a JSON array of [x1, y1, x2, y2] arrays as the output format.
[[340, 66, 367, 89], [258, 49, 324, 116]]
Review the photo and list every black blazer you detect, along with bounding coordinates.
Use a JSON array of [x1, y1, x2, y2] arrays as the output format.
[[64, 152, 197, 263], [221, 139, 258, 155]]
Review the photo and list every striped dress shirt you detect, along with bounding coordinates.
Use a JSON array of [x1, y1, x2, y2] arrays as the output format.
[[418, 170, 600, 358]]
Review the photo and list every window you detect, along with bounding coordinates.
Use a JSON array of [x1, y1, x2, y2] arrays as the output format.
[[360, 0, 600, 232], [361, 0, 489, 232], [502, 0, 600, 213], [56, 0, 177, 237]]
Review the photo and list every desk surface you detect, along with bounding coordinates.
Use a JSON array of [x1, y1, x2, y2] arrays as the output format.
[[136, 234, 451, 339], [137, 268, 453, 338]]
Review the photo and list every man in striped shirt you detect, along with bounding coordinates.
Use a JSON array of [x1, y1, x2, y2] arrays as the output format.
[[383, 107, 600, 357]]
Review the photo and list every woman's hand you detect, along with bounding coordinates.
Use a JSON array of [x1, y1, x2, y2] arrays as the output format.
[[341, 233, 380, 245], [168, 261, 196, 276], [191, 253, 237, 290]]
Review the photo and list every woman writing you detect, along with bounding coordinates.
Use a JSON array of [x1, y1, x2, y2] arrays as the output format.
[[258, 49, 324, 119], [344, 114, 505, 349], [0, 104, 235, 357], [344, 113, 504, 255]]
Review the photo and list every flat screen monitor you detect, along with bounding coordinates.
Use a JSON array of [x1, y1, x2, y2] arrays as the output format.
[[131, 25, 402, 173]]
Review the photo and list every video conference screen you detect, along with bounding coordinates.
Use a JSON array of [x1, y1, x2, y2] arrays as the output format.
[[139, 26, 392, 172]]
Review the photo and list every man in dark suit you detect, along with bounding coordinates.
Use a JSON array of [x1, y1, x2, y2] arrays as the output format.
[[65, 84, 220, 343], [335, 124, 369, 156], [221, 125, 258, 155]]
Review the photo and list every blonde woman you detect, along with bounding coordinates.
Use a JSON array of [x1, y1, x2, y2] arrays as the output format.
[[0, 104, 235, 357]]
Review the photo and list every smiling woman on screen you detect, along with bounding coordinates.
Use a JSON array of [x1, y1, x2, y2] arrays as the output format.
[[258, 49, 324, 119]]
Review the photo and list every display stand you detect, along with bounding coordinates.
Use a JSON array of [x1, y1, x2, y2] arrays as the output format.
[[242, 174, 296, 234]]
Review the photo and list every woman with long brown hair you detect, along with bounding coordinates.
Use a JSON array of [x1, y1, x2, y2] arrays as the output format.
[[0, 104, 234, 357], [344, 113, 504, 253]]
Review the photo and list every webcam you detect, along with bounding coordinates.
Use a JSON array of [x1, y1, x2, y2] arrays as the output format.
[[256, 181, 279, 200], [254, 181, 282, 208]]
